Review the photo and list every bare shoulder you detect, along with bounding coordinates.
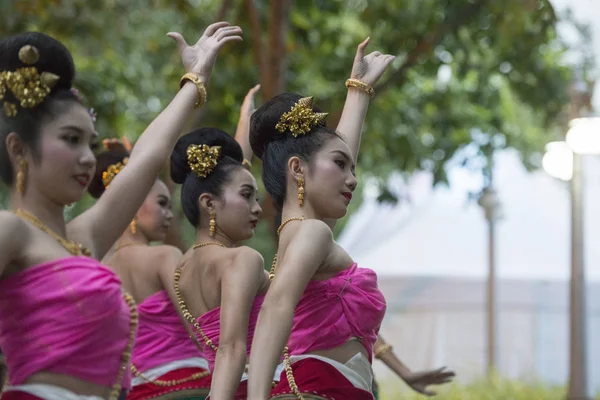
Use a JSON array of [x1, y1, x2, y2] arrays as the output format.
[[297, 219, 333, 239], [228, 246, 265, 279], [0, 211, 27, 266], [0, 211, 27, 240], [148, 245, 184, 268]]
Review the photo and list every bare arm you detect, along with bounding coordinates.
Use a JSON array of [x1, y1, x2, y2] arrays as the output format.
[[211, 248, 265, 400], [68, 23, 243, 258], [375, 335, 411, 378], [375, 335, 455, 396], [247, 220, 333, 399], [234, 84, 260, 162], [335, 38, 396, 162]]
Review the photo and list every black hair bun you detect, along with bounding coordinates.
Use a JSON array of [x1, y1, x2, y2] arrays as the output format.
[[0, 32, 75, 92], [88, 149, 130, 199], [249, 93, 305, 160], [170, 127, 243, 184]]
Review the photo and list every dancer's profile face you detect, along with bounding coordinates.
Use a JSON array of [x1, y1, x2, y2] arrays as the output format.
[[303, 136, 357, 219], [136, 179, 173, 242], [210, 167, 262, 243], [28, 102, 98, 206]]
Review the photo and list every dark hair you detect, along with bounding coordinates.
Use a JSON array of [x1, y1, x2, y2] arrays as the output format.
[[0, 32, 81, 186], [87, 149, 130, 199], [170, 127, 244, 227], [250, 92, 339, 211]]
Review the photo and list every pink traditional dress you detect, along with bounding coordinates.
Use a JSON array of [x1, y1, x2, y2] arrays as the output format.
[[270, 263, 386, 400], [0, 256, 136, 400], [126, 290, 211, 400], [194, 295, 283, 400]]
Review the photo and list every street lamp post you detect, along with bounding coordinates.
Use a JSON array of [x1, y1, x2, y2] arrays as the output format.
[[542, 115, 600, 400], [478, 161, 502, 377]]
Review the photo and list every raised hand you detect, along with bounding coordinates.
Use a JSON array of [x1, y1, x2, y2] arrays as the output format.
[[350, 37, 395, 87], [241, 84, 261, 118], [402, 367, 455, 396], [167, 22, 243, 83]]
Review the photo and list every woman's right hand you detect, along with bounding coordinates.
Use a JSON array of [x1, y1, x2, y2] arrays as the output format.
[[167, 21, 243, 83]]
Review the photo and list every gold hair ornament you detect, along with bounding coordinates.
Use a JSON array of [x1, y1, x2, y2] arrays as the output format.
[[275, 97, 328, 137], [187, 144, 221, 178], [0, 45, 60, 118], [102, 157, 129, 188]]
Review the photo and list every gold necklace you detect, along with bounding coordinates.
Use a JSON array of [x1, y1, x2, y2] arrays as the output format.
[[269, 217, 304, 280], [13, 209, 91, 256], [174, 241, 226, 352], [270, 216, 305, 400], [115, 242, 146, 251], [192, 241, 227, 250]]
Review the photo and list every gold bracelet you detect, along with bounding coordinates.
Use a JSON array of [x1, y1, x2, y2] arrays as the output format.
[[345, 78, 375, 98], [180, 73, 207, 108], [374, 343, 393, 359], [242, 159, 252, 170]]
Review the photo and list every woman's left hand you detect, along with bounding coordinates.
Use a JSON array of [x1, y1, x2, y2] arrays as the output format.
[[349, 37, 395, 87]]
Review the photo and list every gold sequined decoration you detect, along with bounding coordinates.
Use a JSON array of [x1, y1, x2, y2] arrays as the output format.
[[187, 144, 221, 178], [102, 157, 129, 188], [0, 45, 60, 118], [275, 97, 329, 138], [0, 67, 59, 114]]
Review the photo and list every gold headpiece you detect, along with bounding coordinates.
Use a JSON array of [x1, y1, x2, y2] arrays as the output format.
[[275, 96, 329, 137], [102, 157, 129, 188], [187, 144, 221, 178], [0, 45, 60, 118]]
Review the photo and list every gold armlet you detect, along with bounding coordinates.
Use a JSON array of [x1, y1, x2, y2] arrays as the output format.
[[345, 78, 375, 98], [242, 159, 252, 170], [374, 343, 393, 359], [180, 73, 207, 108]]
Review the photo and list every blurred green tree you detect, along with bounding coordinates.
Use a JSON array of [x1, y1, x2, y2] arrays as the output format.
[[0, 0, 578, 256]]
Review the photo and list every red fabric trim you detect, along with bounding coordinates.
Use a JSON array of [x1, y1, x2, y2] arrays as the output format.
[[127, 367, 211, 400], [270, 358, 373, 400], [1, 392, 43, 400]]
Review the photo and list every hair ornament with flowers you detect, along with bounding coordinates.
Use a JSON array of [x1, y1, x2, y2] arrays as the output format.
[[102, 157, 129, 189], [275, 96, 329, 137], [0, 45, 60, 118], [187, 144, 221, 178]]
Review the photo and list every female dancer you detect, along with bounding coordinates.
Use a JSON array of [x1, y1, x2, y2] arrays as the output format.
[[0, 22, 241, 400], [88, 140, 212, 400], [169, 126, 272, 400], [86, 84, 262, 400], [246, 40, 396, 399]]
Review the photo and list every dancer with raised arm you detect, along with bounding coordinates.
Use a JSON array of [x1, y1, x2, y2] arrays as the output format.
[[246, 39, 395, 400], [0, 22, 241, 400], [169, 111, 283, 400], [88, 139, 212, 400]]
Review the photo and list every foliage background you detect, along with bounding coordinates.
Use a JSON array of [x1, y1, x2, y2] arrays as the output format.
[[0, 0, 587, 256]]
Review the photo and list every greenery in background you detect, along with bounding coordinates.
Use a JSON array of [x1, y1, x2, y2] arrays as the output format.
[[379, 376, 600, 400], [0, 0, 584, 254]]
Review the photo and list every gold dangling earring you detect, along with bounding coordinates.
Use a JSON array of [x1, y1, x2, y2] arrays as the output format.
[[209, 211, 216, 237], [297, 176, 305, 207], [130, 219, 137, 235], [16, 158, 27, 195]]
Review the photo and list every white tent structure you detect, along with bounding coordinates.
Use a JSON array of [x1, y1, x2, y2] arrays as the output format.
[[338, 149, 600, 390]]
